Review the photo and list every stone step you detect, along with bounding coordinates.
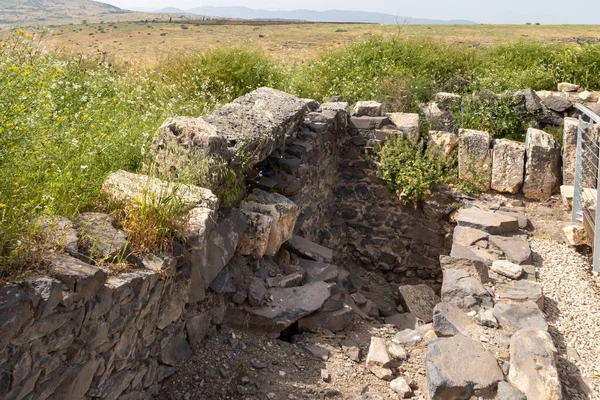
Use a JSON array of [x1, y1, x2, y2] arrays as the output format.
[[285, 235, 334, 263], [456, 207, 520, 235]]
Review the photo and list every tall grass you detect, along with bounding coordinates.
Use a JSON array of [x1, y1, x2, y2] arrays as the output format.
[[2, 31, 600, 276]]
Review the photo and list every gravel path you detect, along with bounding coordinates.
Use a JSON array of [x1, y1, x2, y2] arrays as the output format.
[[532, 239, 600, 399]]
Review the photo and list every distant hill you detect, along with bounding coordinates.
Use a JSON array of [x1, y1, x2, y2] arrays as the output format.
[[0, 0, 129, 25], [160, 6, 475, 25]]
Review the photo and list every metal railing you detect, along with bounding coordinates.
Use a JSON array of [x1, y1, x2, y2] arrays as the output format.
[[571, 103, 600, 272]]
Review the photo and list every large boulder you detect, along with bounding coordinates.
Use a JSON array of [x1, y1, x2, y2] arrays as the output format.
[[426, 334, 504, 399], [541, 95, 572, 113], [238, 190, 299, 258], [458, 129, 492, 191], [441, 269, 494, 310], [509, 329, 562, 400], [523, 128, 561, 201], [398, 284, 441, 323], [491, 139, 525, 194]]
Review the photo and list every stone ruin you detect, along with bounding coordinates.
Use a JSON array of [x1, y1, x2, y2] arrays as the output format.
[[1, 84, 594, 399]]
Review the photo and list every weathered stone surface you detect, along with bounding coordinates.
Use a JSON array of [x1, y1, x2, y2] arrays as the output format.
[[353, 101, 382, 117], [36, 216, 79, 255], [49, 254, 107, 300], [392, 329, 424, 347], [202, 209, 248, 290], [450, 243, 486, 265], [297, 259, 339, 283], [433, 302, 477, 338], [209, 267, 237, 293], [12, 312, 72, 345], [523, 128, 561, 201], [160, 331, 192, 366], [426, 334, 504, 399], [453, 226, 489, 247], [441, 269, 494, 310], [75, 213, 128, 261], [103, 170, 218, 210], [29, 277, 63, 318], [496, 280, 544, 309], [298, 305, 354, 333], [509, 329, 562, 400], [305, 344, 329, 360], [390, 377, 412, 398], [385, 313, 423, 331], [239, 190, 299, 258], [398, 284, 440, 323], [541, 95, 572, 112], [515, 88, 543, 114], [458, 129, 492, 191], [350, 116, 390, 130], [366, 337, 393, 380], [498, 381, 527, 400], [579, 90, 598, 102], [226, 281, 333, 333], [285, 235, 334, 263], [341, 339, 361, 362], [387, 342, 408, 361], [202, 88, 308, 165], [427, 131, 458, 157], [439, 255, 489, 283], [456, 207, 519, 235], [491, 139, 525, 194], [491, 260, 524, 280], [558, 82, 579, 92], [248, 277, 267, 307], [388, 113, 420, 141], [186, 312, 211, 348], [496, 210, 529, 229], [562, 117, 578, 186], [563, 224, 591, 246], [435, 92, 461, 108], [52, 359, 101, 400], [493, 301, 548, 334], [489, 236, 532, 265]]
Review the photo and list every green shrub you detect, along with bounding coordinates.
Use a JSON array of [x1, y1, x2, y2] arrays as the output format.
[[376, 137, 457, 203], [454, 93, 529, 141]]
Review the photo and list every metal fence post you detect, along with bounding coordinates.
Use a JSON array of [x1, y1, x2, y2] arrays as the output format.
[[572, 116, 584, 223]]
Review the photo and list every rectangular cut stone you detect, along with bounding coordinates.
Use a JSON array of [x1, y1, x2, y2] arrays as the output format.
[[388, 113, 420, 141], [353, 101, 382, 117], [50, 254, 107, 300], [202, 88, 308, 165], [285, 235, 334, 263], [491, 139, 525, 194], [523, 128, 561, 201], [456, 207, 519, 235], [458, 129, 491, 191], [350, 117, 390, 130]]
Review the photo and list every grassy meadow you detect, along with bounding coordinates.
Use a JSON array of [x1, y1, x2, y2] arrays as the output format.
[[1, 22, 600, 277]]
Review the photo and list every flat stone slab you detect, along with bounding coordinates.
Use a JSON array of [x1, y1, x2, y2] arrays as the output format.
[[433, 302, 478, 338], [453, 226, 489, 247], [495, 280, 544, 310], [285, 235, 334, 263], [297, 258, 339, 283], [385, 313, 423, 331], [509, 330, 562, 399], [456, 208, 519, 235], [493, 301, 548, 334], [298, 305, 354, 333], [491, 260, 524, 280], [225, 281, 333, 333], [366, 337, 393, 380], [439, 255, 489, 283], [489, 236, 532, 265], [426, 334, 504, 399], [353, 101, 382, 117], [75, 213, 128, 261], [398, 284, 441, 323], [442, 269, 494, 311], [49, 254, 107, 300]]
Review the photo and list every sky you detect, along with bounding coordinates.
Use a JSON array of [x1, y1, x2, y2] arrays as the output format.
[[100, 0, 600, 24]]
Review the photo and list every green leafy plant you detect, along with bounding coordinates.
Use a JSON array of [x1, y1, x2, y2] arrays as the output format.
[[375, 136, 458, 204]]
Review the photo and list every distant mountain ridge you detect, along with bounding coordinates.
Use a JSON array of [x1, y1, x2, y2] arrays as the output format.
[[158, 6, 475, 25], [0, 0, 128, 25]]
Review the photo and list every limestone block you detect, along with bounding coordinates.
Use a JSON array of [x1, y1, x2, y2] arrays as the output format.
[[365, 337, 393, 380], [493, 301, 548, 334], [491, 139, 525, 194], [558, 82, 579, 92], [458, 129, 491, 191], [523, 128, 561, 201], [427, 131, 458, 158], [389, 113, 420, 141], [353, 101, 382, 117]]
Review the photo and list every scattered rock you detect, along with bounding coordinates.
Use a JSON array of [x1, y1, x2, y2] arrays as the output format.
[[426, 334, 504, 399], [248, 278, 267, 307], [541, 95, 572, 112], [385, 313, 423, 331], [305, 344, 330, 361], [392, 329, 423, 348], [509, 329, 562, 400], [386, 342, 408, 361], [432, 302, 477, 338], [285, 235, 333, 263], [427, 131, 458, 158], [321, 369, 332, 383], [558, 82, 579, 92], [495, 280, 544, 309], [388, 113, 420, 141], [398, 284, 440, 323], [265, 272, 304, 288], [297, 259, 339, 283], [341, 340, 361, 362], [563, 224, 591, 246], [491, 260, 524, 280], [389, 377, 412, 398], [474, 308, 498, 328], [365, 337, 393, 381], [298, 305, 354, 333]]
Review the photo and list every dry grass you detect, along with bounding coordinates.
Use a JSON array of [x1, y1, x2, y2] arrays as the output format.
[[17, 20, 600, 68]]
